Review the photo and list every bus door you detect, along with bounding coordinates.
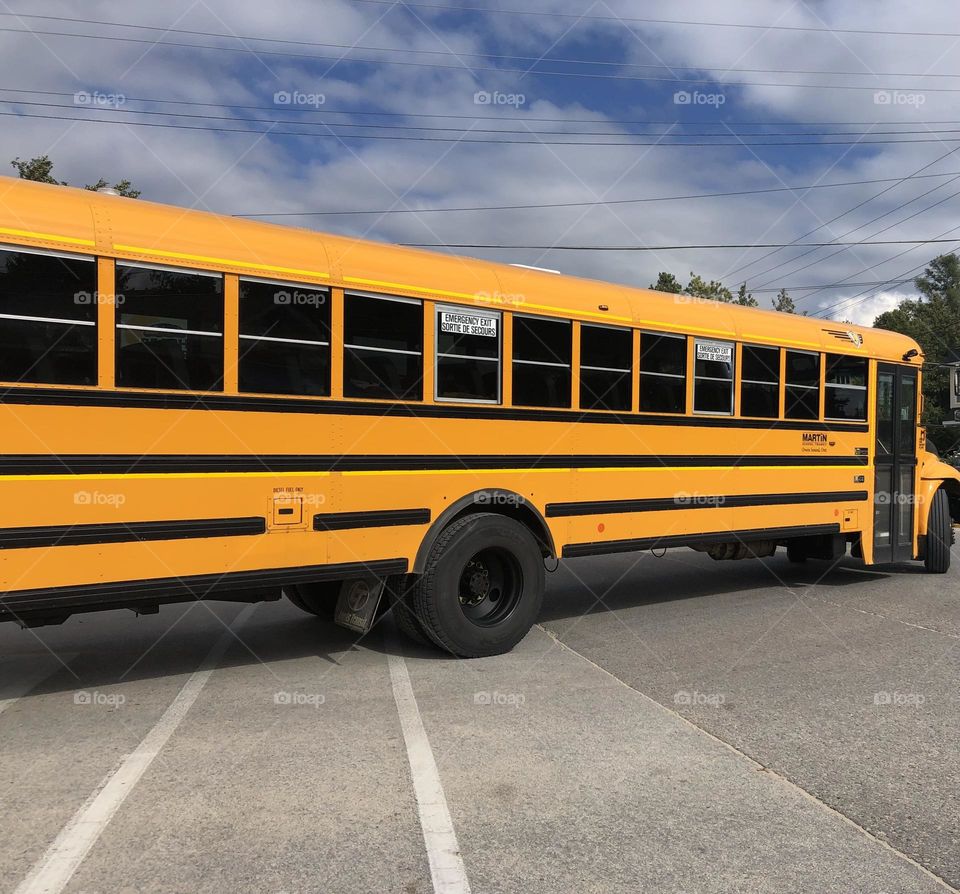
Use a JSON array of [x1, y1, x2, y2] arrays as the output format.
[[874, 363, 918, 563]]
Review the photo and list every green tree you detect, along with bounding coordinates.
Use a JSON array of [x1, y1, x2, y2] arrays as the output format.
[[874, 253, 960, 449], [10, 155, 140, 197], [684, 273, 732, 303], [734, 282, 759, 307], [649, 271, 683, 294], [772, 288, 797, 313]]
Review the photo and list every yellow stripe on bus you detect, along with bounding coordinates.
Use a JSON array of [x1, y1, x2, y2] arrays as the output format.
[[0, 226, 95, 247], [3, 465, 860, 481], [113, 244, 331, 280]]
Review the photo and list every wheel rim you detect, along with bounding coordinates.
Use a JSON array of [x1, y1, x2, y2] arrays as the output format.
[[457, 547, 523, 627]]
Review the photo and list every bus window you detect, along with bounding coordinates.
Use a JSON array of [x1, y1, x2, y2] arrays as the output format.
[[825, 353, 867, 421], [785, 350, 820, 420], [639, 332, 686, 413], [693, 340, 735, 414], [512, 315, 571, 408], [239, 280, 330, 396], [580, 324, 631, 411], [115, 264, 223, 391], [0, 247, 97, 386], [740, 345, 780, 418], [344, 293, 423, 401], [435, 305, 500, 403]]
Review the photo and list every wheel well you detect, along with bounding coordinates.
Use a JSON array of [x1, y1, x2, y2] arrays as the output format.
[[413, 490, 556, 573], [938, 478, 960, 524]]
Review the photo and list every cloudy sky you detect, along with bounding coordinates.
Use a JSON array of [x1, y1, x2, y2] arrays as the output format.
[[2, 0, 959, 324]]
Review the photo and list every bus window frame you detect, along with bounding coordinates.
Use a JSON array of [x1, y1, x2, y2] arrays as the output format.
[[738, 342, 782, 420], [434, 302, 502, 405], [237, 275, 331, 398], [824, 352, 868, 422], [784, 348, 822, 421], [692, 337, 736, 416], [511, 312, 573, 409], [579, 321, 633, 413], [638, 330, 688, 415], [343, 290, 425, 403]]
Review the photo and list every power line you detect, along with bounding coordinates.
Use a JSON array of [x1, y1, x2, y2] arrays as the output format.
[[12, 108, 960, 148], [229, 170, 960, 217], [348, 0, 960, 39], [5, 25, 960, 91], [3, 88, 957, 130], [400, 238, 960, 251], [3, 12, 960, 80], [725, 144, 960, 281], [15, 97, 960, 141]]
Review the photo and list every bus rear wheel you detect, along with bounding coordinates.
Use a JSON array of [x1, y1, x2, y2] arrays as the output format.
[[413, 513, 545, 658], [924, 487, 952, 574], [386, 574, 431, 645], [285, 581, 341, 617]]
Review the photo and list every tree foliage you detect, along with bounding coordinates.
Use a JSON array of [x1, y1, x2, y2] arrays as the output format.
[[874, 253, 960, 449], [10, 154, 140, 197]]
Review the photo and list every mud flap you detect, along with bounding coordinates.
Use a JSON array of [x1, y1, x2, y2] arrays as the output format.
[[334, 577, 386, 634]]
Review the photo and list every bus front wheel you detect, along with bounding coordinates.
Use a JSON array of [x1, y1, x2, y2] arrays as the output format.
[[413, 513, 545, 658], [924, 487, 952, 574]]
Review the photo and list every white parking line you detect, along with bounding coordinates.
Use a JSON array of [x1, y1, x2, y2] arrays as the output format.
[[388, 650, 471, 894], [14, 606, 256, 894], [0, 658, 68, 717]]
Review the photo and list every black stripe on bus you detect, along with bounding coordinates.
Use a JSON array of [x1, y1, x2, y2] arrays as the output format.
[[313, 509, 431, 531], [546, 490, 868, 518], [0, 453, 869, 476], [562, 523, 842, 559], [0, 386, 869, 432], [0, 559, 409, 614], [0, 517, 266, 550]]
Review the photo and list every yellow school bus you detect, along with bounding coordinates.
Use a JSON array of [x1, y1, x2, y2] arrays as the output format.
[[0, 179, 957, 656]]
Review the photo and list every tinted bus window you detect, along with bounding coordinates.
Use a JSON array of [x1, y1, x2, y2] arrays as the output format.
[[580, 324, 631, 411], [436, 306, 500, 402], [512, 316, 571, 408], [639, 333, 686, 413], [785, 350, 820, 420], [694, 340, 734, 414], [116, 264, 224, 391], [824, 353, 867, 421], [0, 247, 97, 385], [344, 293, 423, 400], [740, 345, 780, 418], [239, 280, 330, 396]]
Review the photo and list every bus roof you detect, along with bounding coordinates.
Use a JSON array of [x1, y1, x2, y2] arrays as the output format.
[[0, 177, 921, 360]]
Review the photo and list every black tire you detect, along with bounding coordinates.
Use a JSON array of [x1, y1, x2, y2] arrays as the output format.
[[786, 542, 807, 564], [386, 574, 431, 646], [285, 581, 341, 617], [925, 487, 952, 574], [412, 513, 545, 658]]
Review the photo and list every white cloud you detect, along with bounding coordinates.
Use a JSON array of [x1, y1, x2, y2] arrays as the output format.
[[2, 0, 957, 324]]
